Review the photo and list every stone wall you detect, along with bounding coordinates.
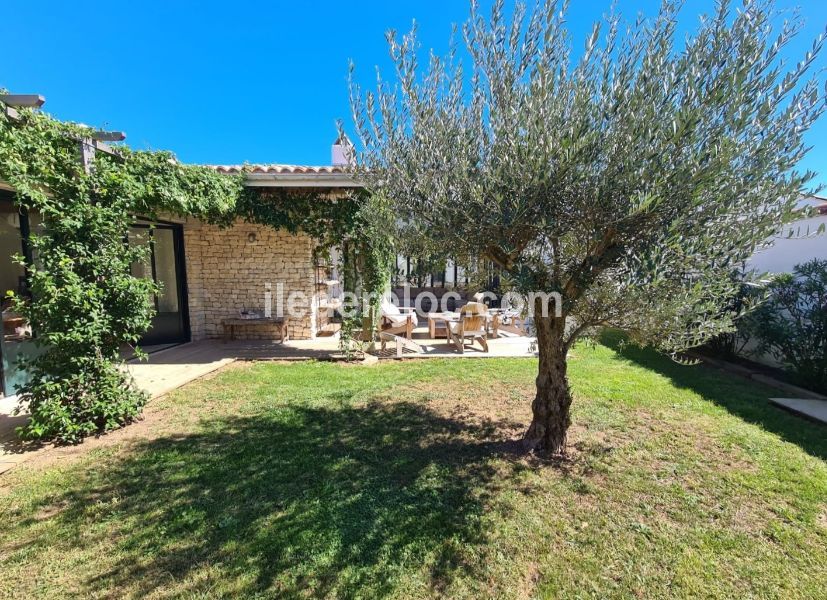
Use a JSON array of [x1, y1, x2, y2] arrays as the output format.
[[184, 219, 317, 340]]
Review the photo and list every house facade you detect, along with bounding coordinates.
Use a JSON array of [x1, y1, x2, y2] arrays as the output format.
[[0, 161, 356, 397], [132, 164, 356, 346]]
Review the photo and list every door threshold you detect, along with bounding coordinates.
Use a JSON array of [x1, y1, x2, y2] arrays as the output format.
[[121, 342, 185, 361]]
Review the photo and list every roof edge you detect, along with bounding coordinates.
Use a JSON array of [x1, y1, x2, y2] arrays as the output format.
[[205, 164, 362, 188], [244, 172, 361, 188]]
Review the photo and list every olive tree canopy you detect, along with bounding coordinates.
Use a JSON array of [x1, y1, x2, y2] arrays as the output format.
[[347, 0, 826, 453]]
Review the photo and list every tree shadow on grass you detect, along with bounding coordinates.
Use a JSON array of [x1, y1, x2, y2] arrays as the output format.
[[600, 331, 827, 462], [16, 400, 526, 598]]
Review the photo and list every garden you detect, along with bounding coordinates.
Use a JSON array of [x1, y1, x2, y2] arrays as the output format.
[[1, 0, 827, 597], [1, 337, 825, 598]]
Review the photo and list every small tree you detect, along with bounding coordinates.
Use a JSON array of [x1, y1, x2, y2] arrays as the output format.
[[349, 0, 826, 453]]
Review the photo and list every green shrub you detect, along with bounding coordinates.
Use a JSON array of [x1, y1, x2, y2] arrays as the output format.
[[20, 357, 147, 443], [704, 269, 763, 358], [11, 192, 156, 443], [746, 259, 827, 393]]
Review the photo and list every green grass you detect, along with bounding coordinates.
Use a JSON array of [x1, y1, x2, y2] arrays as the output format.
[[1, 334, 825, 599]]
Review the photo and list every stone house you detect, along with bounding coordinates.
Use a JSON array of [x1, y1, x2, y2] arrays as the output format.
[[136, 163, 356, 346], [1, 161, 356, 397]]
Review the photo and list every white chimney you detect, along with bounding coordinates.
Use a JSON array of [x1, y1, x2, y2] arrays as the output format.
[[331, 133, 354, 167]]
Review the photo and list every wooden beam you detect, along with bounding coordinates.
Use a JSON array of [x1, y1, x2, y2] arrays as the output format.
[[0, 94, 45, 108], [92, 140, 118, 155], [91, 131, 126, 142], [78, 139, 121, 173]]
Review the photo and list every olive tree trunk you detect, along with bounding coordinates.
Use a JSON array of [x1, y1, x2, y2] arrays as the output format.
[[524, 313, 572, 455]]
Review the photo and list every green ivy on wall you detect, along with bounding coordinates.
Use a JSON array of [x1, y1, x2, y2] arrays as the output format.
[[0, 102, 391, 442], [238, 187, 361, 251], [240, 186, 396, 355]]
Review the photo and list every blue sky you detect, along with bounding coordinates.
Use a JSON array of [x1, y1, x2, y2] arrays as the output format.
[[2, 0, 826, 188]]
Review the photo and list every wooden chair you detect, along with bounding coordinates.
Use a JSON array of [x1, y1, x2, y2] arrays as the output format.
[[447, 302, 489, 353], [380, 298, 418, 340]]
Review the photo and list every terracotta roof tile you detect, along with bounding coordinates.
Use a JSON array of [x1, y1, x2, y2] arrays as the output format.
[[207, 164, 347, 175]]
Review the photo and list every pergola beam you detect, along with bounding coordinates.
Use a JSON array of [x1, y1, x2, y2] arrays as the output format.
[[91, 131, 126, 142], [1, 91, 122, 161], [0, 94, 46, 108]]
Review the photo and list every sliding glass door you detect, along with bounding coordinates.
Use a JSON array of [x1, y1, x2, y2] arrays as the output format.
[[129, 221, 189, 346]]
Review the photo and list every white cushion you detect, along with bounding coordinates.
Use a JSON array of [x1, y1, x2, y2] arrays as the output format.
[[384, 311, 418, 328], [381, 298, 401, 316], [386, 313, 418, 326], [384, 313, 408, 327]]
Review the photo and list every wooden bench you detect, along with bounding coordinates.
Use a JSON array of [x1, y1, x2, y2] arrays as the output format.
[[222, 317, 289, 343]]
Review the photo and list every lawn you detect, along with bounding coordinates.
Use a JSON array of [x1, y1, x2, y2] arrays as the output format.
[[1, 335, 825, 599]]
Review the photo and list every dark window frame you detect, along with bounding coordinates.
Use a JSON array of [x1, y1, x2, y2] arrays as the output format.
[[1, 191, 35, 396], [130, 217, 191, 345]]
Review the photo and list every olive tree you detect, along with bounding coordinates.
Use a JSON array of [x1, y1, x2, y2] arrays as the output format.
[[347, 0, 826, 454]]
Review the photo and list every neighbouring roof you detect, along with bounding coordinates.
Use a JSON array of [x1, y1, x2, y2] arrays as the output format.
[[206, 164, 359, 188]]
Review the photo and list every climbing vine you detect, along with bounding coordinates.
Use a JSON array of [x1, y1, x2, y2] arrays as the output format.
[[238, 187, 361, 251], [337, 192, 396, 356], [0, 101, 390, 442]]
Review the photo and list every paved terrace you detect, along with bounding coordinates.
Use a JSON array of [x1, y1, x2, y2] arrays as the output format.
[[128, 330, 536, 398], [770, 397, 827, 425]]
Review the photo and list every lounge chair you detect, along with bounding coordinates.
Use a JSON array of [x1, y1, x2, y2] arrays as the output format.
[[492, 308, 524, 336], [380, 298, 418, 340], [447, 301, 489, 353]]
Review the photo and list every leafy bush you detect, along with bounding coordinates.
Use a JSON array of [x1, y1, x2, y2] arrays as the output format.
[[745, 259, 827, 393], [20, 357, 147, 443], [704, 269, 763, 358], [12, 195, 156, 443]]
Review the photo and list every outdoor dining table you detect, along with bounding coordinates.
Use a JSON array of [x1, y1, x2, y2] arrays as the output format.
[[427, 310, 501, 339]]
